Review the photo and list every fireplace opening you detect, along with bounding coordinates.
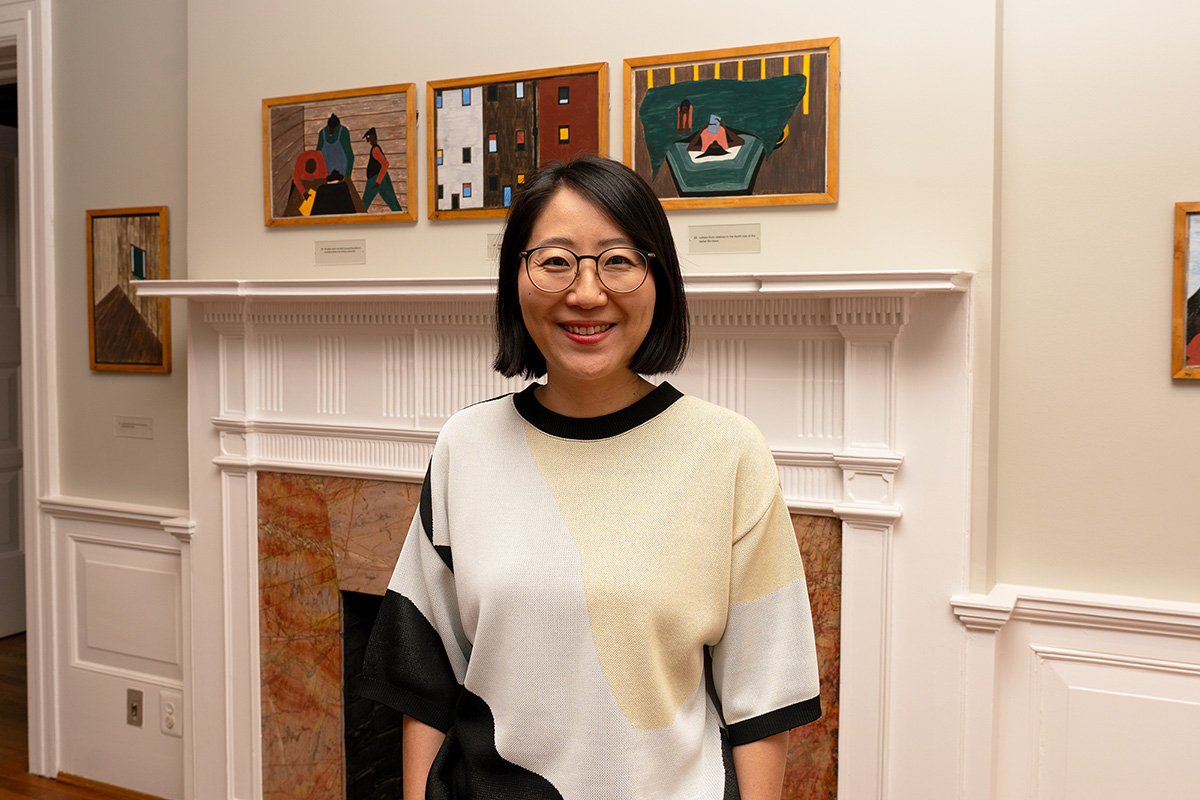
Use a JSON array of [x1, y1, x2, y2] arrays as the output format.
[[343, 590, 404, 799]]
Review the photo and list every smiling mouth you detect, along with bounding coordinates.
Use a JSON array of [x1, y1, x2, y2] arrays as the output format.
[[561, 323, 614, 335]]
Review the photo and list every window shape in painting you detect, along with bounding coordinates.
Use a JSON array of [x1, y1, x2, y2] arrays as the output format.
[[517, 173, 525, 184], [436, 149, 444, 166], [515, 130, 526, 151], [463, 183, 472, 198], [463, 147, 472, 164], [461, 88, 472, 106], [487, 85, 498, 102], [438, 184, 444, 200], [503, 186, 513, 206], [488, 133, 498, 153], [558, 85, 570, 105], [515, 81, 525, 99], [130, 245, 147, 281], [558, 125, 570, 143], [435, 91, 443, 109]]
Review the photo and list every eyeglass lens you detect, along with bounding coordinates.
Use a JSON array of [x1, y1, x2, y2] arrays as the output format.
[[525, 247, 649, 293]]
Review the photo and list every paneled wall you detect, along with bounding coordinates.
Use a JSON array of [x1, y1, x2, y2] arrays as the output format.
[[43, 498, 187, 800]]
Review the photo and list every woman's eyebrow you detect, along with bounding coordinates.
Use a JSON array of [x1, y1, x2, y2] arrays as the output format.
[[531, 235, 635, 249]]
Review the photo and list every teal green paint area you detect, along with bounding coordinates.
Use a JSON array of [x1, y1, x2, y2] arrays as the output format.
[[637, 74, 807, 188]]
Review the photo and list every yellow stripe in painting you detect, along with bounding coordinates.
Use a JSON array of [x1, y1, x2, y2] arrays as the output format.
[[647, 70, 653, 89], [693, 64, 699, 81], [738, 60, 743, 80], [784, 56, 790, 75], [803, 54, 811, 114], [715, 62, 720, 79], [760, 60, 766, 79], [670, 67, 676, 84]]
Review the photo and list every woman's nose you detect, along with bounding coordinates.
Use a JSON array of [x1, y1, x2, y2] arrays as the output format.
[[567, 260, 607, 307]]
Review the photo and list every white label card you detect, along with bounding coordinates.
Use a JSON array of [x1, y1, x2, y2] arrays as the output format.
[[688, 224, 762, 255], [315, 239, 367, 266]]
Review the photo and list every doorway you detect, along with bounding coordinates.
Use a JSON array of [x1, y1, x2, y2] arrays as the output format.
[[0, 54, 23, 642]]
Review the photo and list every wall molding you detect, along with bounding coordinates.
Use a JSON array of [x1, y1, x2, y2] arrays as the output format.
[[951, 583, 1200, 639]]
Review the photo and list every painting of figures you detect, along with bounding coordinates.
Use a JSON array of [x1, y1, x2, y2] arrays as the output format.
[[1172, 202, 1200, 378], [263, 84, 417, 226], [427, 64, 608, 219], [87, 207, 170, 373], [624, 39, 839, 209]]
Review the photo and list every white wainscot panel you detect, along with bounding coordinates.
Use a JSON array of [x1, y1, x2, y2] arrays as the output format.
[[953, 585, 1200, 800], [1036, 649, 1200, 800], [63, 521, 183, 681]]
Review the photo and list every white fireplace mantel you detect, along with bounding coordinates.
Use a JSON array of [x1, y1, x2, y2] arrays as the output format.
[[139, 271, 975, 800]]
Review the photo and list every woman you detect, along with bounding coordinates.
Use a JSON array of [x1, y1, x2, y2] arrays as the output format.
[[361, 156, 820, 799], [361, 126, 403, 212]]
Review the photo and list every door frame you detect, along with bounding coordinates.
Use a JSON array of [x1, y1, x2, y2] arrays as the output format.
[[0, 0, 57, 778]]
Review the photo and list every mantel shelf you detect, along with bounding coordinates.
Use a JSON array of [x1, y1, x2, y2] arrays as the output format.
[[135, 270, 972, 301]]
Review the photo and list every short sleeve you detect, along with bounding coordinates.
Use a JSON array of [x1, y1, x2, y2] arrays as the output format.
[[709, 443, 822, 746], [359, 453, 470, 732]]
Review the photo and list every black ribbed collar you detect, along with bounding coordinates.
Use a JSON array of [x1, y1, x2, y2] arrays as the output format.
[[512, 382, 683, 440]]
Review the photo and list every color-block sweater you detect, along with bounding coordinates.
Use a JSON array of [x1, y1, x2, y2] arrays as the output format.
[[360, 382, 821, 799]]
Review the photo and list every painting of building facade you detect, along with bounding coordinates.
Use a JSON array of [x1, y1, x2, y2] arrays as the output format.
[[428, 64, 608, 219], [263, 84, 417, 226], [624, 39, 839, 209]]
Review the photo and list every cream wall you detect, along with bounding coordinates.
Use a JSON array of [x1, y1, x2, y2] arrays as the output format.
[[52, 0, 188, 508], [49, 0, 1200, 646], [996, 0, 1200, 601], [186, 0, 998, 281]]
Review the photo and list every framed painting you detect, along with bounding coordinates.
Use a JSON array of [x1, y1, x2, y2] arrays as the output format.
[[86, 207, 170, 373], [624, 38, 839, 209], [263, 83, 417, 226], [427, 63, 608, 220], [1172, 202, 1200, 378]]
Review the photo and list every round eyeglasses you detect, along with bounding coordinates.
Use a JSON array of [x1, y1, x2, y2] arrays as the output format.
[[521, 246, 653, 294]]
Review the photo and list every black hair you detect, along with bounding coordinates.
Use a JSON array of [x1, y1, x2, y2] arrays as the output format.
[[493, 156, 689, 379]]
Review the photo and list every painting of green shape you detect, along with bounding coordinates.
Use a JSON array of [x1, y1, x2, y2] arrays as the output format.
[[625, 39, 838, 208], [638, 74, 806, 196]]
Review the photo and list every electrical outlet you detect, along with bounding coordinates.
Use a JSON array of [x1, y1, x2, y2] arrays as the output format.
[[160, 689, 183, 738], [127, 688, 143, 727]]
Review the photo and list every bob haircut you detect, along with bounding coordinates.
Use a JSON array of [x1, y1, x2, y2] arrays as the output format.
[[493, 156, 689, 379]]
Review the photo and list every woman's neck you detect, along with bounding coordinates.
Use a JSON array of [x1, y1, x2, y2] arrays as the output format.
[[534, 372, 655, 418]]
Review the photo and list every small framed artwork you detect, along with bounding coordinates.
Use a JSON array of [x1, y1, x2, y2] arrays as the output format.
[[86, 207, 170, 373], [263, 83, 417, 226], [1172, 202, 1200, 379], [623, 38, 839, 209], [427, 63, 608, 220]]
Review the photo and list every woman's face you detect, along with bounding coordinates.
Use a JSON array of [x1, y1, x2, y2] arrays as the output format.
[[517, 187, 656, 391]]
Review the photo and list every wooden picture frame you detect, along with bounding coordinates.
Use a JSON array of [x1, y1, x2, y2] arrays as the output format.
[[1172, 202, 1200, 378], [86, 207, 170, 373], [263, 84, 417, 226], [427, 63, 608, 220], [624, 38, 839, 209]]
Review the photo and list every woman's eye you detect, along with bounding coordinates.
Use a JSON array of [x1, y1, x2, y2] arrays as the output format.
[[540, 257, 572, 269]]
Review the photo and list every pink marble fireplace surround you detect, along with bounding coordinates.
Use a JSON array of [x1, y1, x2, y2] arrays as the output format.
[[255, 472, 841, 799], [141, 271, 973, 800]]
